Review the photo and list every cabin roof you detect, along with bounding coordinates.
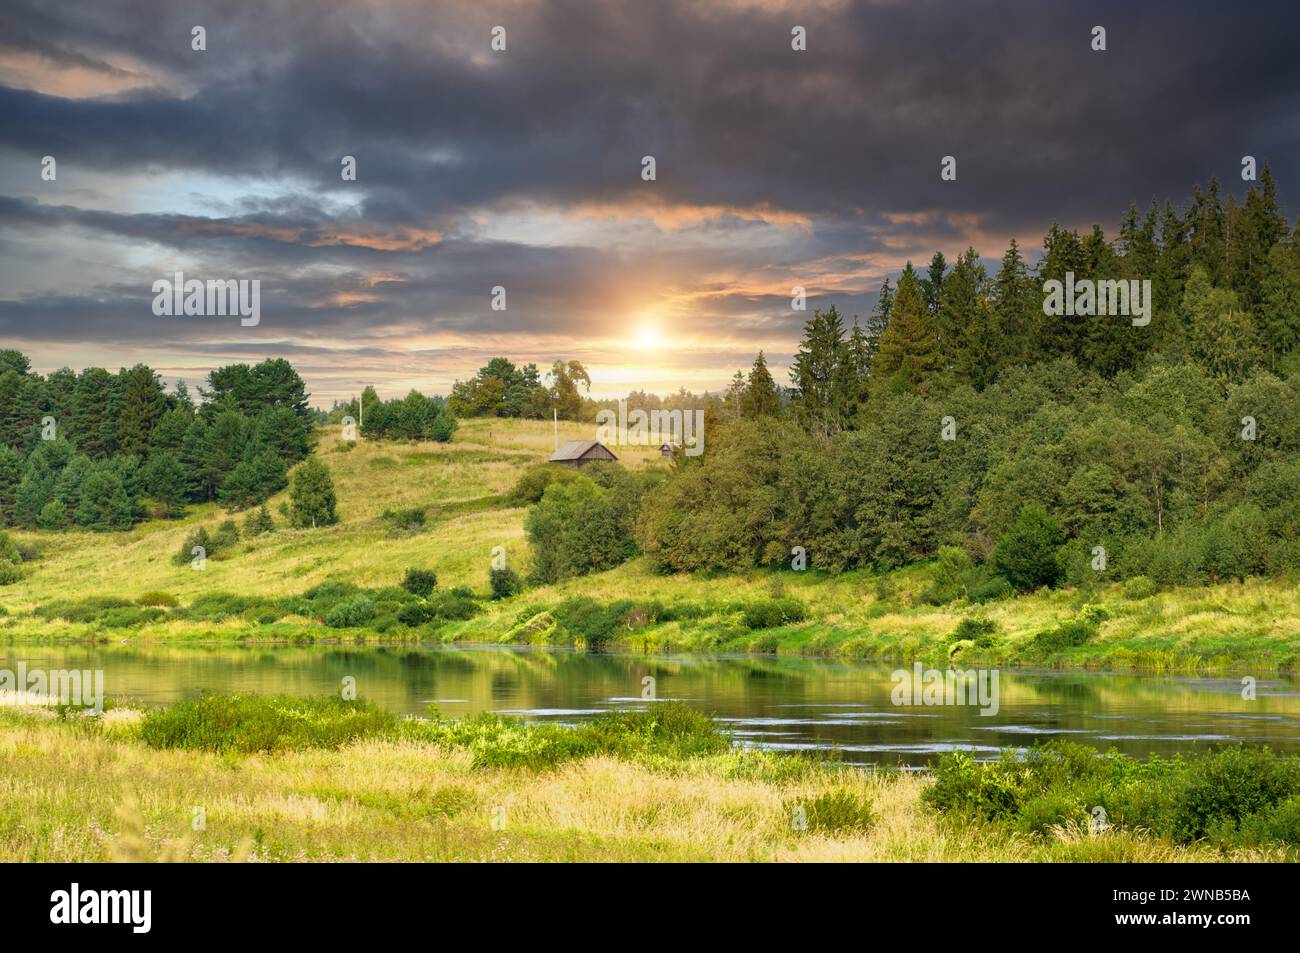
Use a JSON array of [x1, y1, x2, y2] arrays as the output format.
[[549, 439, 617, 462]]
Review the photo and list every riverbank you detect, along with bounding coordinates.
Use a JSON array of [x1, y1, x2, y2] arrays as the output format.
[[4, 567, 1299, 675], [2, 420, 1298, 673], [1, 698, 1294, 862]]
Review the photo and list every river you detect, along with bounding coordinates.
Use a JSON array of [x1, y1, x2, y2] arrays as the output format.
[[5, 642, 1299, 767]]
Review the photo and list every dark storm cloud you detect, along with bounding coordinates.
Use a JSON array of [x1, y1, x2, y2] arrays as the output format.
[[1, 0, 1298, 394]]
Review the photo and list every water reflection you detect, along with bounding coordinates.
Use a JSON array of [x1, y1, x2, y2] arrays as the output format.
[[4, 642, 1298, 767]]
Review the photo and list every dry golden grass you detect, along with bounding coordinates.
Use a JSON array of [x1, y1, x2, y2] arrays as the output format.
[[0, 711, 1278, 862]]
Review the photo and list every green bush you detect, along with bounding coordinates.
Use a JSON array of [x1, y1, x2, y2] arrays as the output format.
[[135, 590, 179, 607], [416, 702, 728, 770], [98, 606, 167, 628], [489, 566, 522, 599], [551, 596, 638, 648], [924, 741, 1300, 850], [991, 503, 1066, 591], [401, 567, 438, 597], [324, 595, 376, 628], [742, 597, 807, 629], [384, 507, 426, 534], [140, 695, 398, 754], [36, 499, 67, 530], [1172, 746, 1300, 844], [1031, 618, 1098, 652], [35, 596, 135, 623], [786, 788, 876, 835], [1122, 575, 1158, 599], [951, 616, 999, 647], [508, 463, 579, 505]]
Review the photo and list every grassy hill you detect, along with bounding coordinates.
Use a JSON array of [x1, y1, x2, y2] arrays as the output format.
[[3, 420, 1299, 672]]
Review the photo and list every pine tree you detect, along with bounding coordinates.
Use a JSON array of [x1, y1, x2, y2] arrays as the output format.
[[116, 364, 167, 457], [741, 351, 780, 418], [921, 252, 947, 318], [870, 265, 940, 396], [143, 449, 187, 518], [1259, 242, 1300, 369], [789, 304, 847, 433], [991, 238, 1037, 370], [70, 367, 118, 460], [938, 247, 987, 379], [1188, 178, 1227, 286]]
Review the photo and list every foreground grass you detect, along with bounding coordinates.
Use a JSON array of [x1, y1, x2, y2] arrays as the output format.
[[0, 697, 1292, 862], [3, 419, 1299, 672]]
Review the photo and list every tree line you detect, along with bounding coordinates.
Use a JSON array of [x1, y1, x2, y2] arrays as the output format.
[[0, 352, 315, 531], [528, 169, 1300, 594]]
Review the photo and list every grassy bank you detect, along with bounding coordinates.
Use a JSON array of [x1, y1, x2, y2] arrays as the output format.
[[2, 419, 1299, 673], [1, 696, 1296, 862]]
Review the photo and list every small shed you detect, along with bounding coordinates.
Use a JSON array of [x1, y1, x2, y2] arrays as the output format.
[[659, 442, 677, 458], [549, 439, 618, 467]]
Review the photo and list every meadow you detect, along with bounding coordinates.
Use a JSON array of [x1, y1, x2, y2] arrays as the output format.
[[1, 697, 1294, 862], [2, 419, 1299, 673]]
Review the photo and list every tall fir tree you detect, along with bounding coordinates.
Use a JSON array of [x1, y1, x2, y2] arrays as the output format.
[[870, 264, 940, 397], [741, 351, 781, 418]]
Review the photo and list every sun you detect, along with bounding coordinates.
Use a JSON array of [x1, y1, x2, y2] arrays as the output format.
[[634, 323, 663, 350]]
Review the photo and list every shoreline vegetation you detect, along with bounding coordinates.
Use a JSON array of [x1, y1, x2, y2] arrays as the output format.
[[2, 420, 1299, 675], [1, 695, 1296, 862]]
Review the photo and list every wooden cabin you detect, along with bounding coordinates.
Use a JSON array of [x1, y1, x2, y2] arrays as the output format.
[[548, 439, 618, 467]]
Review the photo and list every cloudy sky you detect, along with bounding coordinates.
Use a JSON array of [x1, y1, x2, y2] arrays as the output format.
[[1, 0, 1297, 405]]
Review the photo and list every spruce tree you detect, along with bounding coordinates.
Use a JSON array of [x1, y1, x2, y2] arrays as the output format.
[[870, 265, 940, 396], [741, 351, 780, 418]]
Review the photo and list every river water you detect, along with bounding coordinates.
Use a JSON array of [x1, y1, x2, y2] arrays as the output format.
[[5, 642, 1299, 767]]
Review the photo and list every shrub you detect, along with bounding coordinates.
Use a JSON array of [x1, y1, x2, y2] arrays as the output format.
[[551, 596, 638, 648], [36, 499, 67, 530], [383, 507, 426, 534], [135, 590, 178, 607], [991, 503, 1066, 591], [173, 527, 214, 566], [508, 463, 579, 505], [401, 567, 438, 597], [243, 504, 275, 537], [212, 519, 241, 552], [427, 590, 479, 621], [1122, 575, 1158, 599], [786, 788, 876, 835], [140, 695, 398, 754], [742, 597, 807, 629], [99, 606, 166, 628], [951, 616, 999, 647], [35, 596, 135, 623], [324, 595, 376, 628], [416, 702, 727, 769], [1172, 746, 1300, 844], [489, 566, 522, 599], [397, 602, 435, 626], [1031, 618, 1098, 652]]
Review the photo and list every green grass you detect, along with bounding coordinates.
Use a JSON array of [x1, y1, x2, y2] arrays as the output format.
[[0, 695, 1293, 862], [2, 418, 1299, 672]]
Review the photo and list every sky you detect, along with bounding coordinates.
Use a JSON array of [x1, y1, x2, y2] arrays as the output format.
[[1, 0, 1298, 405]]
